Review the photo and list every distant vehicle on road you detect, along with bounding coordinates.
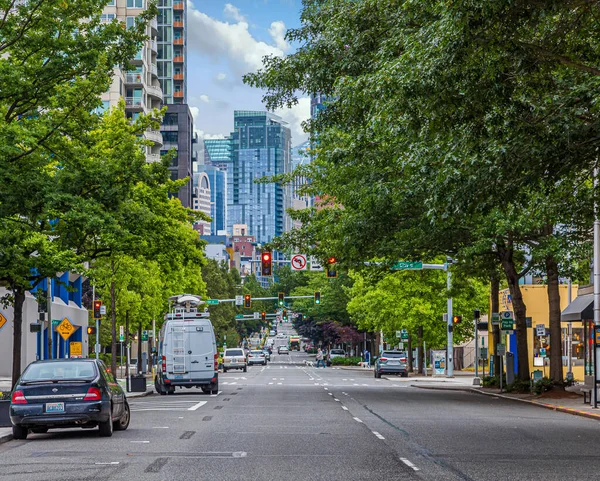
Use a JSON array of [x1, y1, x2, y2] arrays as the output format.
[[248, 350, 267, 366], [374, 351, 408, 378], [262, 349, 271, 361], [329, 349, 346, 360], [223, 348, 247, 372], [154, 294, 219, 395], [278, 346, 290, 355], [10, 359, 130, 440], [289, 336, 301, 351], [269, 330, 276, 336]]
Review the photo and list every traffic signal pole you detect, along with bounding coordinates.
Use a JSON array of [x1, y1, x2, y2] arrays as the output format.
[[447, 265, 453, 377]]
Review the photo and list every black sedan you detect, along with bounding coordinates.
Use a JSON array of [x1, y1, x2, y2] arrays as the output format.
[[10, 358, 130, 439]]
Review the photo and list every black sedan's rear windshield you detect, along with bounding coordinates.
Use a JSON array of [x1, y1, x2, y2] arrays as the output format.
[[22, 362, 97, 382]]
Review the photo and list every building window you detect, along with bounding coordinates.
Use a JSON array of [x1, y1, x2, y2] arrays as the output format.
[[162, 131, 178, 143], [126, 16, 135, 29], [100, 13, 115, 23], [127, 0, 144, 7]]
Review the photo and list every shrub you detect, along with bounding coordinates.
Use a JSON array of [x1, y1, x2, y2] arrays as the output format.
[[331, 356, 362, 366], [482, 375, 505, 388], [506, 379, 531, 393], [532, 377, 554, 395]]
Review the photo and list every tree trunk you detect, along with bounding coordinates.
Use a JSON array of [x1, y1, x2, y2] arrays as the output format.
[[498, 241, 530, 382], [137, 322, 143, 373], [417, 326, 424, 375], [110, 260, 117, 377], [11, 288, 26, 390], [491, 276, 501, 377], [546, 252, 563, 386], [407, 333, 413, 372]]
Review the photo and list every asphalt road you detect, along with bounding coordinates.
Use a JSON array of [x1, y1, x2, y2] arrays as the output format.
[[2, 345, 600, 480]]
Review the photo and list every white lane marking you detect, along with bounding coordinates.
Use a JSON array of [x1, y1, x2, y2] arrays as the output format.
[[334, 398, 340, 402], [350, 379, 355, 381], [280, 366, 283, 369], [284, 366, 288, 369], [210, 391, 222, 397], [353, 417, 363, 423], [131, 441, 150, 444], [241, 377, 247, 380], [277, 383, 282, 385], [400, 458, 420, 471], [280, 378, 284, 380], [324, 388, 328, 391], [178, 417, 184, 419], [314, 383, 320, 385], [95, 462, 120, 465], [229, 382, 237, 385], [267, 366, 270, 369], [342, 406, 348, 411], [353, 384, 359, 386], [328, 393, 333, 396], [273, 378, 277, 380], [268, 382, 274, 385], [188, 401, 207, 411], [153, 426, 169, 429], [342, 392, 348, 396], [372, 431, 385, 440], [342, 379, 348, 381]]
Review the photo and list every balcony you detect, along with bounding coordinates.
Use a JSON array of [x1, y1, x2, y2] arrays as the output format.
[[174, 73, 184, 80], [144, 129, 163, 145], [173, 1, 184, 10], [150, 18, 157, 33], [173, 21, 184, 28], [124, 73, 143, 84], [125, 97, 144, 110], [146, 153, 161, 163], [174, 38, 184, 45], [149, 39, 158, 52], [174, 91, 184, 98], [146, 84, 163, 101], [148, 63, 157, 76], [173, 55, 184, 63]]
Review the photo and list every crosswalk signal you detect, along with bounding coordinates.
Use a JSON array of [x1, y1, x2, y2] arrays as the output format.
[[93, 300, 102, 319], [314, 291, 321, 305], [453, 315, 462, 325], [278, 292, 285, 307], [261, 311, 266, 321], [87, 326, 96, 335], [261, 251, 272, 276], [326, 257, 337, 278], [244, 294, 251, 308]]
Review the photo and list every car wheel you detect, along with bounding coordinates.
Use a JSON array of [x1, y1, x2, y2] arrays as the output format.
[[12, 425, 28, 440], [114, 403, 130, 431], [402, 372, 409, 378], [211, 382, 218, 395], [98, 410, 114, 437], [201, 386, 211, 394], [155, 378, 166, 395], [167, 388, 175, 395]]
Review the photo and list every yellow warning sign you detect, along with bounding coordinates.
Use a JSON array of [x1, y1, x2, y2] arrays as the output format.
[[56, 317, 75, 341], [69, 342, 82, 357], [0, 313, 7, 330]]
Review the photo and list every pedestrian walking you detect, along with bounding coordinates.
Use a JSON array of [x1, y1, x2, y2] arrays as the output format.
[[316, 348, 326, 368]]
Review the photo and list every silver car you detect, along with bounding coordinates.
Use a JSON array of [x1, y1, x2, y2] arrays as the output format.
[[247, 350, 267, 366], [278, 346, 289, 355], [223, 348, 247, 373]]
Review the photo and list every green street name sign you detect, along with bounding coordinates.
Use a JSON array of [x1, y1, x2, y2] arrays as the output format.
[[391, 261, 423, 271], [235, 314, 244, 319], [206, 299, 219, 305]]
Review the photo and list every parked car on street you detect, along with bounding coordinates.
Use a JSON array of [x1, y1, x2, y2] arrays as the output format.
[[223, 348, 247, 372], [374, 351, 408, 378], [10, 359, 130, 440], [248, 350, 267, 366], [328, 349, 346, 360]]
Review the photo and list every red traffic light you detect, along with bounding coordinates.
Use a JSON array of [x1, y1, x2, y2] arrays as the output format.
[[328, 257, 336, 264], [93, 300, 102, 319], [261, 251, 273, 276], [262, 253, 271, 261]]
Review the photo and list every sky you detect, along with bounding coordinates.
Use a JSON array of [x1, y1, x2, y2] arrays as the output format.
[[186, 0, 309, 146]]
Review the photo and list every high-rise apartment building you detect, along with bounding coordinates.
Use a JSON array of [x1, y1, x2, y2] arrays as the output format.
[[227, 111, 292, 244], [192, 172, 211, 235], [101, 1, 163, 163], [196, 166, 227, 235]]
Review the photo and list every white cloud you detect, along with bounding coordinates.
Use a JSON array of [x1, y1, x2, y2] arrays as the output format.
[[268, 21, 289, 51], [216, 72, 227, 81], [190, 106, 228, 141], [223, 3, 245, 23], [187, 1, 285, 77], [275, 97, 310, 144], [199, 94, 210, 103]]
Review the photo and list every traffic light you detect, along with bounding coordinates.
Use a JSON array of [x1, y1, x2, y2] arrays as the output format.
[[314, 291, 321, 305], [278, 292, 285, 307], [261, 311, 266, 321], [326, 257, 337, 278], [261, 251, 272, 276], [87, 326, 97, 335], [93, 300, 102, 319], [282, 309, 287, 321], [452, 315, 462, 325], [244, 294, 251, 308]]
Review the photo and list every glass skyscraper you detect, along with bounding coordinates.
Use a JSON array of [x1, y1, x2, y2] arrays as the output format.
[[227, 111, 292, 244], [195, 166, 227, 234]]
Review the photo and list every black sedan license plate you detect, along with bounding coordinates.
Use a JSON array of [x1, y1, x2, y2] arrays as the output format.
[[46, 402, 65, 413]]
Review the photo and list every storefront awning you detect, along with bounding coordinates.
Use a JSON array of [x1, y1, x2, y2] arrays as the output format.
[[561, 294, 594, 322]]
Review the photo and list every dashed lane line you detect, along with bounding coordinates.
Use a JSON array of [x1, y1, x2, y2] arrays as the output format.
[[400, 458, 420, 471], [188, 401, 207, 411], [372, 431, 385, 440], [353, 417, 363, 423]]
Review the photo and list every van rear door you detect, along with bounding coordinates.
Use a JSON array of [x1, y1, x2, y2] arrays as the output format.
[[186, 322, 215, 378]]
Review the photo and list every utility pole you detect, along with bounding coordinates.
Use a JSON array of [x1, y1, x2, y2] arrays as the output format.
[[594, 166, 600, 408], [47, 278, 52, 359], [567, 278, 572, 380], [447, 262, 453, 377]]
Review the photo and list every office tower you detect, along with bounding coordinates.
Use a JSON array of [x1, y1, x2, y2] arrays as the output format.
[[196, 166, 227, 235]]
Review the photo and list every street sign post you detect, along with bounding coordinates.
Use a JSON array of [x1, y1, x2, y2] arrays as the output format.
[[100, 305, 106, 315], [496, 344, 506, 356], [401, 329, 409, 340], [142, 330, 149, 341], [119, 325, 124, 342], [395, 330, 402, 338], [0, 313, 6, 330], [536, 324, 545, 337], [235, 295, 243, 306], [56, 318, 75, 341], [391, 261, 423, 270], [235, 314, 244, 319], [309, 257, 324, 271]]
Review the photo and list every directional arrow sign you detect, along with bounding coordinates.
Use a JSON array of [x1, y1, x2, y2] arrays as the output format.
[[391, 261, 423, 271]]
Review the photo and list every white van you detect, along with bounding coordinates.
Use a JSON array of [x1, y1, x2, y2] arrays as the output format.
[[155, 295, 218, 395]]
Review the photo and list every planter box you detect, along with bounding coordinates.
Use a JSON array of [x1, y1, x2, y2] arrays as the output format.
[[0, 401, 11, 428]]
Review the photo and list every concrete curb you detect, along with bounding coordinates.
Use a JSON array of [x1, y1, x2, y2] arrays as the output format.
[[126, 390, 153, 399], [0, 433, 12, 445], [416, 384, 600, 422]]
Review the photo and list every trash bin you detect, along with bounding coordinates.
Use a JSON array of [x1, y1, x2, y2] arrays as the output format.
[[0, 400, 11, 427], [130, 374, 146, 393]]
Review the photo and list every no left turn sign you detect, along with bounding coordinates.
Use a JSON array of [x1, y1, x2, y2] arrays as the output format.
[[291, 254, 307, 271]]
